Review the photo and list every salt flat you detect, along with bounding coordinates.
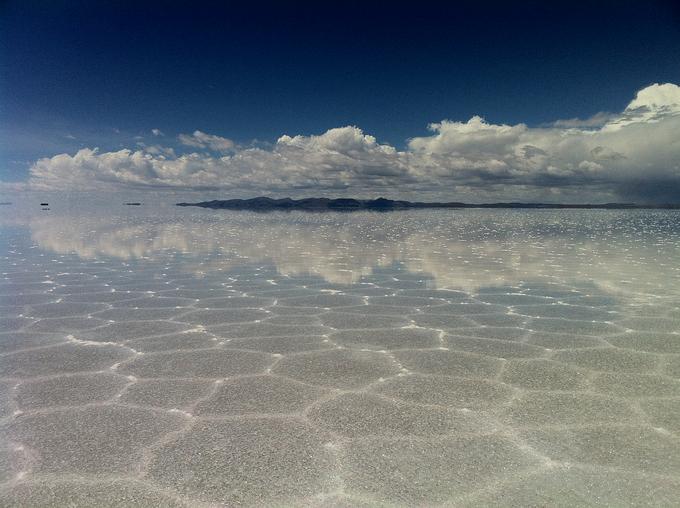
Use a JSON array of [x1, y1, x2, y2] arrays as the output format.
[[1, 205, 679, 506]]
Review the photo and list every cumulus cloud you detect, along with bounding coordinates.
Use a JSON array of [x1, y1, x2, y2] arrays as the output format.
[[26, 83, 680, 203], [551, 112, 616, 129], [151, 128, 164, 136], [178, 130, 235, 153]]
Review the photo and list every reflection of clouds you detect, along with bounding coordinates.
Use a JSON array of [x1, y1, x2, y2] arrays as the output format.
[[19, 210, 680, 295]]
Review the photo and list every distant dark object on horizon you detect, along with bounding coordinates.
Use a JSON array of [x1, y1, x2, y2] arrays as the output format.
[[40, 202, 49, 206], [177, 197, 680, 212], [125, 202, 142, 206]]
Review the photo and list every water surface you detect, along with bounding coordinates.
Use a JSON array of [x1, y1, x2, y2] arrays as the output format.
[[1, 205, 680, 506]]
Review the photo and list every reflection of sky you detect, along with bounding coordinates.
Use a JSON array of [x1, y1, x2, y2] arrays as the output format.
[[4, 206, 680, 297]]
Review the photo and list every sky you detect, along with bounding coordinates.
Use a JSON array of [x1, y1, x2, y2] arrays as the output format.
[[1, 0, 680, 203]]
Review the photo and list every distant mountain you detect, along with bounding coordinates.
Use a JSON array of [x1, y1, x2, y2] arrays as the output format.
[[177, 197, 456, 211], [176, 197, 680, 211]]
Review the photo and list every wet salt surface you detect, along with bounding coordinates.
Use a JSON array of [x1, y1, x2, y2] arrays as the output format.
[[1, 205, 680, 506]]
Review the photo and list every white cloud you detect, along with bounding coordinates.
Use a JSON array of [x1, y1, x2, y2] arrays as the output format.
[[137, 143, 176, 157], [602, 83, 680, 132], [178, 130, 235, 152], [26, 83, 680, 203], [151, 128, 164, 136], [551, 112, 616, 129]]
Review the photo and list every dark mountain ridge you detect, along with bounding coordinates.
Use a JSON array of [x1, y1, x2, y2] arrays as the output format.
[[176, 197, 680, 211]]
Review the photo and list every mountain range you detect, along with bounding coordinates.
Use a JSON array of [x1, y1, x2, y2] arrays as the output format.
[[176, 197, 680, 211]]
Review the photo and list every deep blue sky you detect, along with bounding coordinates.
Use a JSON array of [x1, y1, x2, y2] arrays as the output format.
[[2, 0, 680, 182]]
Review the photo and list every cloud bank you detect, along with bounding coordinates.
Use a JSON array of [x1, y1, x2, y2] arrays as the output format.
[[26, 83, 680, 203]]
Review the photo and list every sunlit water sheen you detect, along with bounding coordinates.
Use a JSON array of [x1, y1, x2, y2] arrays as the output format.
[[1, 204, 680, 506]]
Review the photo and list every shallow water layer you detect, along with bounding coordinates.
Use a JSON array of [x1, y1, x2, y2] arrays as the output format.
[[1, 205, 680, 506]]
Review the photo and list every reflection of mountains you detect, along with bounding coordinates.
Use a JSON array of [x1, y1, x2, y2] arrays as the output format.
[[25, 211, 680, 294]]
